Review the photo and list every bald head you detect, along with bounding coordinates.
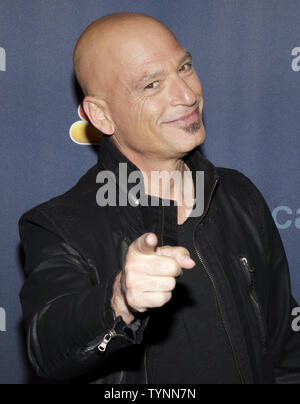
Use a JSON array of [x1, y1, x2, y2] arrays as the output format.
[[73, 13, 179, 97], [74, 12, 205, 159]]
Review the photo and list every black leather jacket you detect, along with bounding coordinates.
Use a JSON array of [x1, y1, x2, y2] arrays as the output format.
[[19, 137, 300, 384]]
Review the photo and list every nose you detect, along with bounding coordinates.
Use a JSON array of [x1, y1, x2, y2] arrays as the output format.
[[168, 76, 198, 107]]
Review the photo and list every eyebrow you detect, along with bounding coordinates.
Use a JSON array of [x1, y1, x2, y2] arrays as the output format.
[[134, 51, 192, 89], [179, 51, 192, 66]]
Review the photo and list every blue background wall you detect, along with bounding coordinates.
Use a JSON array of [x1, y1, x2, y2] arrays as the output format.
[[0, 0, 299, 384]]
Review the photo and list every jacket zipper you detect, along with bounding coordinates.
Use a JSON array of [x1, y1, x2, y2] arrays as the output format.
[[240, 257, 267, 355], [192, 178, 245, 385], [194, 245, 245, 384], [83, 326, 123, 354], [84, 312, 126, 354], [97, 329, 119, 352], [82, 320, 125, 383]]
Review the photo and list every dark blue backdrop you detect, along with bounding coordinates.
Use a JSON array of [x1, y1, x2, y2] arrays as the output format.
[[0, 0, 299, 384]]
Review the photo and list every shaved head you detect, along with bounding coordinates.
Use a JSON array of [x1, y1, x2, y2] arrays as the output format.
[[73, 12, 206, 164], [74, 13, 177, 97]]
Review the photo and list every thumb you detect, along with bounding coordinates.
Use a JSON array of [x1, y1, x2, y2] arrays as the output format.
[[134, 233, 158, 255]]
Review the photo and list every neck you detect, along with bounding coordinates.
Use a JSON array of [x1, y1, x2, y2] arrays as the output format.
[[110, 137, 192, 202]]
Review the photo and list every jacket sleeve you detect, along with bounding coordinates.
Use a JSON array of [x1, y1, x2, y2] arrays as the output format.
[[19, 208, 150, 382], [261, 199, 300, 384]]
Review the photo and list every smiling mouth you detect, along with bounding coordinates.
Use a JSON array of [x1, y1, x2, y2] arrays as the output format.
[[164, 107, 200, 127]]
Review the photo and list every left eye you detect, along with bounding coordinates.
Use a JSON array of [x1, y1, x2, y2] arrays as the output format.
[[145, 81, 159, 90], [179, 63, 192, 72]]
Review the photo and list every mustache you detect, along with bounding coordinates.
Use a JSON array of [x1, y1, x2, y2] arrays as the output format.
[[182, 115, 203, 134], [164, 102, 202, 123]]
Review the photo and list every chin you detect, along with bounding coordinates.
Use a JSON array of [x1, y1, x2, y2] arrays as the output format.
[[162, 124, 206, 157], [179, 126, 206, 153]]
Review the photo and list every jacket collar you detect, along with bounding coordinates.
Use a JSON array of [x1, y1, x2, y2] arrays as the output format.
[[97, 135, 219, 213]]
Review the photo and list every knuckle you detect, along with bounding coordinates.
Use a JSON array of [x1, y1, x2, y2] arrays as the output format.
[[158, 292, 172, 307], [177, 269, 184, 278], [163, 292, 172, 306], [146, 294, 157, 308], [169, 277, 176, 290], [126, 290, 139, 308], [163, 256, 175, 268], [125, 271, 136, 288], [176, 268, 183, 277], [123, 263, 132, 277], [125, 289, 134, 302], [155, 294, 165, 308], [165, 292, 172, 303], [153, 277, 175, 292], [177, 247, 189, 256], [134, 307, 146, 314], [151, 278, 160, 291], [169, 259, 179, 274]]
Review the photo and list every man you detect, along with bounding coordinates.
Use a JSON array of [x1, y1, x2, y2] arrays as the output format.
[[19, 12, 300, 384]]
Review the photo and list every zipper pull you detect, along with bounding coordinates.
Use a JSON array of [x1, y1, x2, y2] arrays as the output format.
[[240, 257, 255, 273], [98, 329, 117, 353], [240, 256, 255, 290]]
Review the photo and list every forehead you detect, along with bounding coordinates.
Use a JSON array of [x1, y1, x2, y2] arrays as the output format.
[[118, 40, 189, 84], [116, 23, 182, 63]]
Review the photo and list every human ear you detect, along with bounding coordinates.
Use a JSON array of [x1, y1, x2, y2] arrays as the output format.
[[83, 96, 115, 135]]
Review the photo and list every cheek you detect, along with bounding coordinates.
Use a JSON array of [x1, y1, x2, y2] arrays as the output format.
[[188, 74, 203, 95], [112, 98, 155, 141], [133, 99, 148, 124], [112, 89, 167, 136], [132, 97, 163, 130]]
